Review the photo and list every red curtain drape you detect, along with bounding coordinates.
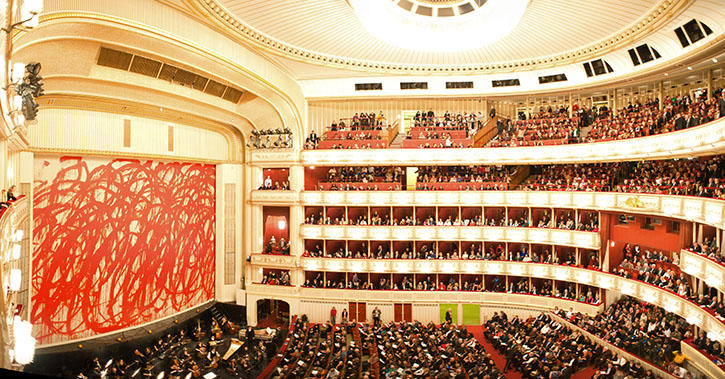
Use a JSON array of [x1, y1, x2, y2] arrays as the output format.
[[264, 215, 289, 243]]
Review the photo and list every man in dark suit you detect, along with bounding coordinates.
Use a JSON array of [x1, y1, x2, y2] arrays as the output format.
[[503, 344, 518, 373], [673, 113, 686, 130], [687, 113, 700, 128], [718, 95, 725, 118]]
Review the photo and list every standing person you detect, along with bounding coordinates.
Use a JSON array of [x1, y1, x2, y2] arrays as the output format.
[[245, 326, 254, 344], [504, 344, 518, 373], [445, 308, 453, 324], [341, 308, 348, 324], [6, 185, 16, 202], [372, 307, 381, 327], [330, 306, 337, 325]]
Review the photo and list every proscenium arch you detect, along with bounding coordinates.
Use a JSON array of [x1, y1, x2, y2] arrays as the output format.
[[34, 94, 246, 163], [11, 13, 305, 146]]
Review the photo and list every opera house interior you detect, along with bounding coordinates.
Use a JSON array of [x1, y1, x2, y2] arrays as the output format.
[[2, 0, 725, 378]]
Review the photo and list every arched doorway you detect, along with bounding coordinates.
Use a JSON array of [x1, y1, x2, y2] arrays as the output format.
[[256, 299, 290, 328]]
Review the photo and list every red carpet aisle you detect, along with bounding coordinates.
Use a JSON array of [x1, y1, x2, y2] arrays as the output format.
[[467, 326, 524, 379], [571, 366, 598, 379]]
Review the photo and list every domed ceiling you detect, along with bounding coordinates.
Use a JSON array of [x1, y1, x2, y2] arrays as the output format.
[[201, 0, 688, 73]]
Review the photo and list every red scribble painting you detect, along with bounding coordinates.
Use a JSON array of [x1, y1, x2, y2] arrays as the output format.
[[31, 156, 215, 344]]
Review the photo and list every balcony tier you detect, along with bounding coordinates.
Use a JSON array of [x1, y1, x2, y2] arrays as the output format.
[[250, 118, 725, 166], [248, 190, 725, 230]]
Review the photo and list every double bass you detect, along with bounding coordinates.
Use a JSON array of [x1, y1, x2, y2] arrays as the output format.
[[190, 361, 201, 378], [194, 319, 205, 340]]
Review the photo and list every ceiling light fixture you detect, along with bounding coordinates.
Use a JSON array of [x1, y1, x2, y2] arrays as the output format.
[[348, 0, 528, 52]]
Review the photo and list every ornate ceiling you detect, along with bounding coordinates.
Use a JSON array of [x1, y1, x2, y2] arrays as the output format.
[[201, 0, 689, 73]]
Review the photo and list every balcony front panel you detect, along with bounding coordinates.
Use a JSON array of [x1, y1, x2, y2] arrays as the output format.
[[300, 258, 725, 341], [250, 253, 297, 268], [299, 224, 600, 249], [293, 191, 725, 229], [299, 119, 725, 166], [681, 249, 725, 294], [250, 190, 299, 205], [295, 287, 604, 314], [246, 259, 725, 341], [250, 149, 298, 165]]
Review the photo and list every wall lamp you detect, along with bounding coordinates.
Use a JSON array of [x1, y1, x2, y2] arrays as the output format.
[[2, 0, 44, 33]]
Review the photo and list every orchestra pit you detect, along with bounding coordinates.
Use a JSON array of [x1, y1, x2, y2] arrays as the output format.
[[2, 0, 725, 378]]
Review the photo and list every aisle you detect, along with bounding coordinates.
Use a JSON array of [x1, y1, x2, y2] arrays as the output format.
[[571, 366, 597, 378], [467, 326, 524, 379]]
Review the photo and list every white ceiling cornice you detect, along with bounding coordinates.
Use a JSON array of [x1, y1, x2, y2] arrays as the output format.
[[197, 0, 692, 75]]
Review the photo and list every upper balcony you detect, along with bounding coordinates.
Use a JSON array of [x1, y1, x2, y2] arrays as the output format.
[[244, 118, 725, 166]]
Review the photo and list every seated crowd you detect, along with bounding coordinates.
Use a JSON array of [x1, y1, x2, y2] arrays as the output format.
[[521, 163, 620, 192], [302, 241, 598, 265], [612, 243, 688, 295], [689, 237, 723, 266], [314, 166, 404, 191], [260, 270, 291, 286], [488, 111, 579, 147], [615, 155, 725, 198], [310, 155, 725, 200], [485, 311, 636, 378], [563, 296, 725, 376], [416, 165, 515, 191], [271, 318, 373, 379], [305, 111, 388, 149], [265, 235, 290, 255], [259, 175, 290, 191], [586, 91, 722, 142], [607, 244, 725, 322], [301, 273, 601, 305], [306, 89, 723, 150], [404, 110, 480, 148], [303, 208, 599, 232], [374, 321, 504, 378]]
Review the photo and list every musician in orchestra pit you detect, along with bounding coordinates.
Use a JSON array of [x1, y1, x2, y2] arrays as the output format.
[[245, 326, 255, 343], [195, 341, 207, 358], [142, 363, 154, 378], [114, 359, 126, 376]]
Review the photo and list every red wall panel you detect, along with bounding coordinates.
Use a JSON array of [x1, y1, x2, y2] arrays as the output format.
[[32, 157, 215, 344]]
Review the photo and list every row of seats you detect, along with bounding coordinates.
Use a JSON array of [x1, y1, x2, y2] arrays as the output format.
[[305, 91, 723, 150], [310, 157, 725, 200]]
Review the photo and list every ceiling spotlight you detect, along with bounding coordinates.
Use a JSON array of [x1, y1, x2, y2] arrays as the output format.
[[664, 73, 668, 76], [714, 58, 719, 63], [687, 66, 692, 70]]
